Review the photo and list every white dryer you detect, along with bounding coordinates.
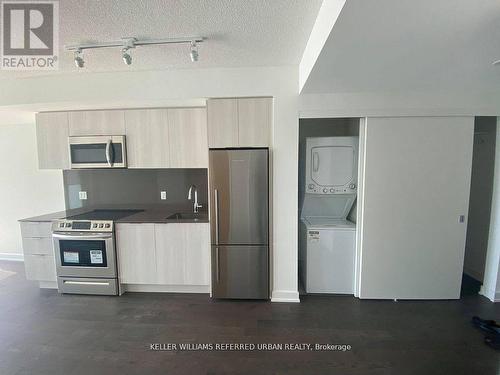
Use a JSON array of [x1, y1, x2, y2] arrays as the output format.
[[300, 136, 358, 294]]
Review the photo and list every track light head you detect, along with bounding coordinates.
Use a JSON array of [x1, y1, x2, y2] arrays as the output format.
[[122, 48, 132, 65], [74, 50, 84, 68], [190, 42, 198, 62]]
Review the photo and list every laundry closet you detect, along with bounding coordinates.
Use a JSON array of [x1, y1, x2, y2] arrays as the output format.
[[298, 118, 360, 295]]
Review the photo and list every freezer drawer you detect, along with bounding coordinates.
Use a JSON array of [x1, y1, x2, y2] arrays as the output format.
[[211, 245, 269, 299]]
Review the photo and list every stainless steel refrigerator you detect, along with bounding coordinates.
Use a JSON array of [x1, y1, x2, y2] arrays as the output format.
[[209, 148, 269, 299]]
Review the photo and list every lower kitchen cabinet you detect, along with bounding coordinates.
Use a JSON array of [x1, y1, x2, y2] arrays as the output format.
[[115, 223, 210, 288], [24, 254, 56, 282], [155, 223, 210, 285], [20, 222, 57, 283], [116, 224, 157, 284]]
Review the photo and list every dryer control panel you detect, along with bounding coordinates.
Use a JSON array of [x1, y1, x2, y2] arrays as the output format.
[[307, 182, 357, 194]]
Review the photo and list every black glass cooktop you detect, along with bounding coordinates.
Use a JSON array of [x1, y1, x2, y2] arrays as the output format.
[[66, 209, 143, 221]]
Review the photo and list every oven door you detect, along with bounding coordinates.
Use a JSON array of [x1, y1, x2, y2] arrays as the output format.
[[69, 135, 127, 169], [53, 232, 117, 278]]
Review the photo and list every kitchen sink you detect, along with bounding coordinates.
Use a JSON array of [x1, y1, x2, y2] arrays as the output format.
[[166, 212, 207, 221]]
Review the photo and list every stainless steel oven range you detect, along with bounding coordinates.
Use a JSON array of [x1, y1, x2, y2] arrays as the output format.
[[52, 209, 141, 295]]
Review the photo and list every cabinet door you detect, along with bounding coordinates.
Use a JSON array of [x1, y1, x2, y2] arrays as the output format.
[[116, 224, 156, 284], [68, 110, 125, 136], [207, 99, 238, 148], [155, 223, 210, 285], [168, 108, 208, 168], [238, 98, 272, 147], [24, 254, 56, 281], [125, 109, 170, 168], [36, 112, 70, 169]]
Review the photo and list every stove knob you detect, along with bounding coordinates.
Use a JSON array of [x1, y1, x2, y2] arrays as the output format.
[[308, 184, 314, 190], [330, 188, 335, 193], [98, 223, 104, 228], [59, 223, 64, 228], [93, 223, 98, 228], [323, 188, 328, 193], [65, 223, 71, 228], [349, 183, 356, 190], [105, 223, 111, 228]]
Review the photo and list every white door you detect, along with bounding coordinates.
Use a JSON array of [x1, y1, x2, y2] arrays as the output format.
[[358, 117, 473, 299]]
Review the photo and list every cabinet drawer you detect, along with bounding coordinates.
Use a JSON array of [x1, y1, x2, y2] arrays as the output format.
[[22, 237, 54, 256], [20, 222, 52, 238], [24, 254, 56, 282]]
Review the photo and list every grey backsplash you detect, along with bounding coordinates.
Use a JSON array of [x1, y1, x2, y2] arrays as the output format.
[[63, 169, 208, 210]]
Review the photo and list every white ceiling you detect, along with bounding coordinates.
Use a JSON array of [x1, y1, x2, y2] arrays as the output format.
[[301, 0, 500, 93], [0, 0, 321, 78]]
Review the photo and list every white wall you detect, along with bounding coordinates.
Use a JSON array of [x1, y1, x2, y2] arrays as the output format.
[[0, 66, 300, 302], [0, 122, 64, 259], [299, 0, 346, 92]]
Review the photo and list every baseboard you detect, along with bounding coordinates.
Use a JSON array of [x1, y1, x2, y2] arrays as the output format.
[[479, 285, 500, 302], [271, 290, 300, 303], [123, 284, 210, 294], [39, 281, 57, 289], [0, 253, 24, 262]]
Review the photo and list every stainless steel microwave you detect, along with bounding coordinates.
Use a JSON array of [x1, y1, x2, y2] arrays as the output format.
[[69, 135, 127, 169]]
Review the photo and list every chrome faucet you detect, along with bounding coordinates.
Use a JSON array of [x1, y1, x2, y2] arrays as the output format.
[[188, 184, 202, 213]]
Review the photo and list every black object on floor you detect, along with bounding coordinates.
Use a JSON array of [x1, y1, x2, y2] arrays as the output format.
[[485, 335, 500, 350], [472, 316, 500, 350]]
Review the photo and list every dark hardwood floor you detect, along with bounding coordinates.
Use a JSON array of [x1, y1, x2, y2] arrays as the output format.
[[0, 260, 498, 375]]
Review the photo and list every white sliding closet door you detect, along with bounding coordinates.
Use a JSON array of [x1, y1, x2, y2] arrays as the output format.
[[358, 117, 474, 299]]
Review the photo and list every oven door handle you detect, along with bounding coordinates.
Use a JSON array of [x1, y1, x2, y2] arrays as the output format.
[[52, 233, 113, 240]]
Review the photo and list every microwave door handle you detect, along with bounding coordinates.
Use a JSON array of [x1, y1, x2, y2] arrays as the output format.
[[105, 139, 112, 167]]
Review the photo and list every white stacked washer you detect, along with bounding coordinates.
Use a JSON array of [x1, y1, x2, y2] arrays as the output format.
[[300, 136, 358, 294]]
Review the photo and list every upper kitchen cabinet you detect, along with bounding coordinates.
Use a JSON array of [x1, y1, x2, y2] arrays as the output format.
[[207, 98, 238, 148], [36, 112, 70, 169], [68, 110, 125, 136], [124, 109, 170, 168], [207, 97, 272, 148], [168, 108, 208, 168], [238, 98, 272, 147]]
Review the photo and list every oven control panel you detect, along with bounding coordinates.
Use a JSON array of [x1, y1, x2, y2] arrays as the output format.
[[52, 220, 114, 232]]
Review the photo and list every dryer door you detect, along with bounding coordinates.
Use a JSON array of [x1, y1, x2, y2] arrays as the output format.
[[311, 145, 355, 187]]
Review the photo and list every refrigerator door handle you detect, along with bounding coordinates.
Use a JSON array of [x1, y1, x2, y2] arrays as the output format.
[[215, 247, 220, 282], [214, 189, 220, 245]]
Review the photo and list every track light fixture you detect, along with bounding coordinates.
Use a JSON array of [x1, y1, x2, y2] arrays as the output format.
[[122, 48, 132, 65], [74, 49, 84, 68], [190, 42, 199, 62], [66, 36, 205, 68]]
